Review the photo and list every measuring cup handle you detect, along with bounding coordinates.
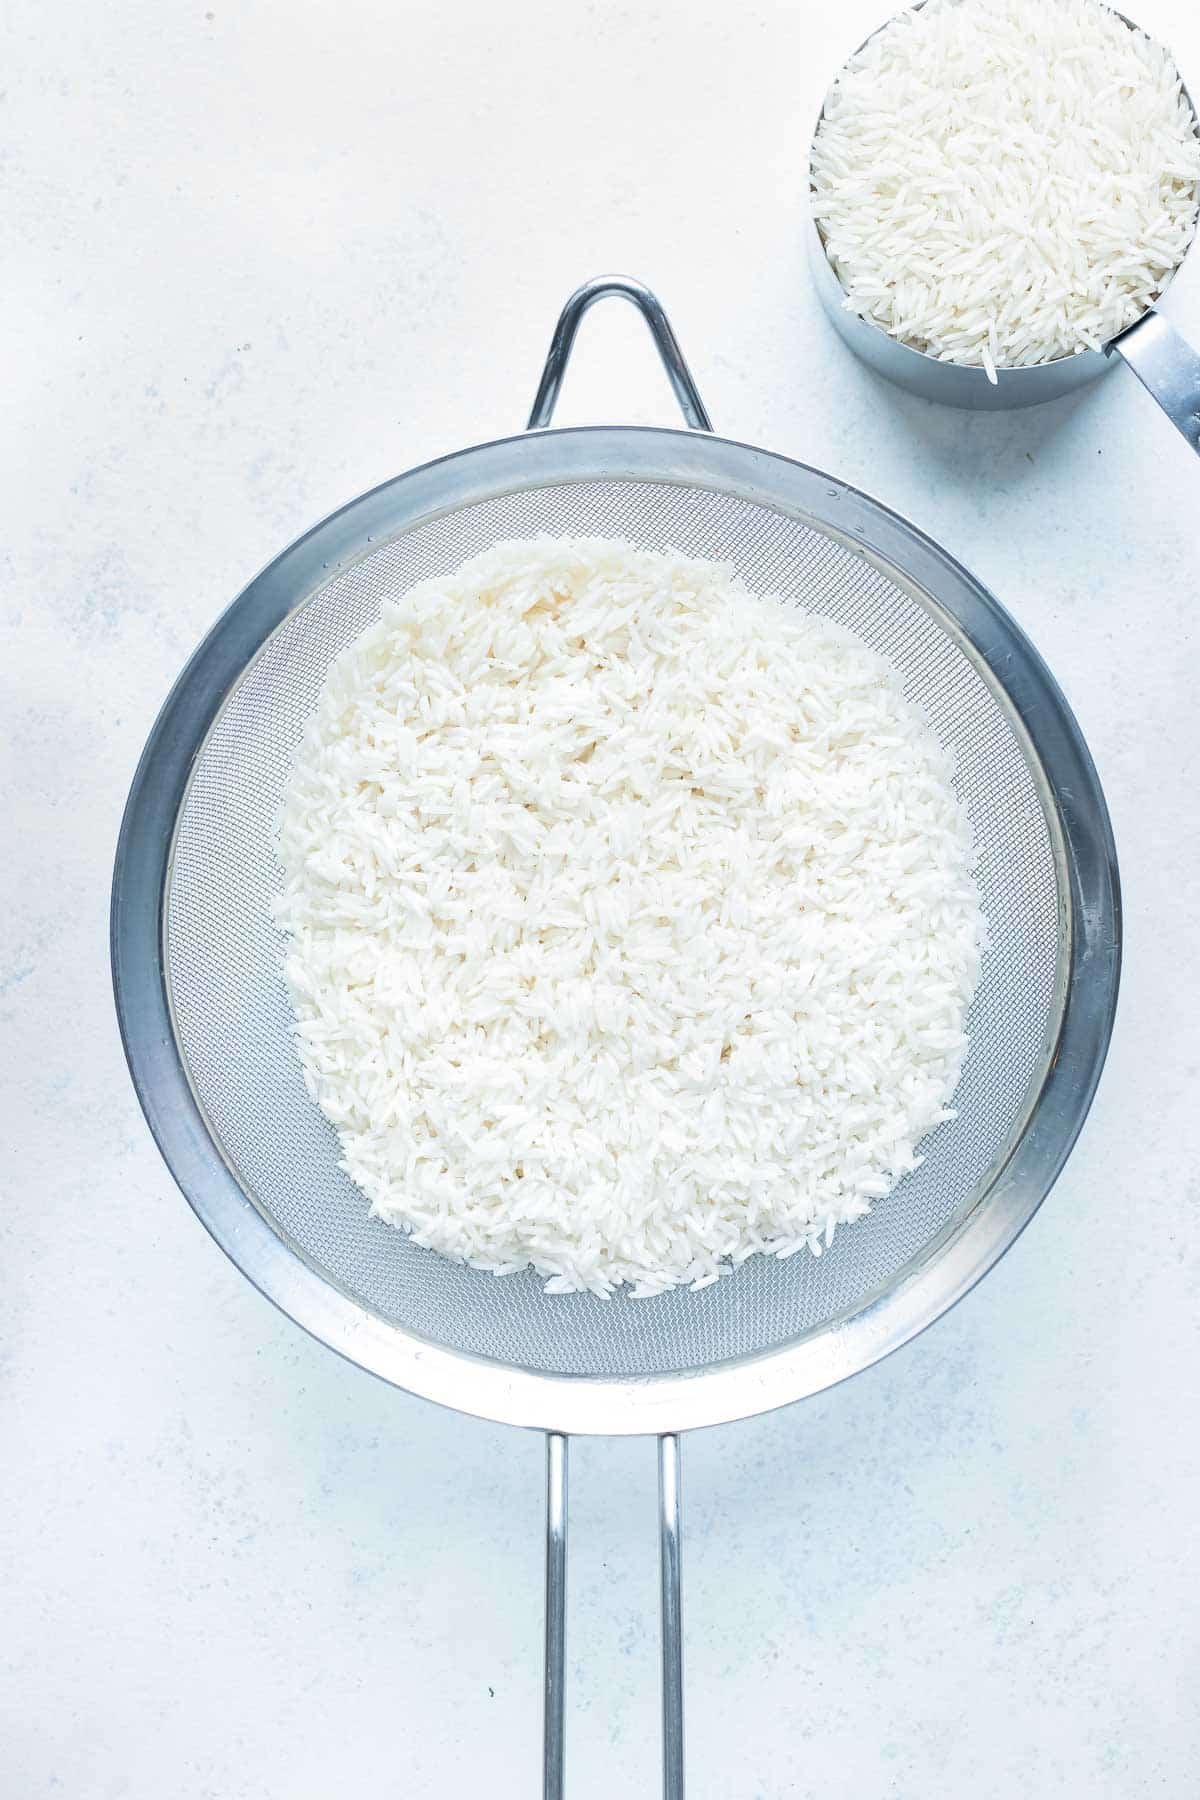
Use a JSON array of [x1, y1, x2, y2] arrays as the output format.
[[1112, 310, 1200, 456], [527, 275, 713, 433], [542, 1431, 686, 1800]]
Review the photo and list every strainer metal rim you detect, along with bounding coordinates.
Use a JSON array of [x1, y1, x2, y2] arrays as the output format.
[[111, 421, 1120, 1436]]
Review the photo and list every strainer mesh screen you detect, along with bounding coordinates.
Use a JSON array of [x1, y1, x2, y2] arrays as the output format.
[[166, 479, 1060, 1378]]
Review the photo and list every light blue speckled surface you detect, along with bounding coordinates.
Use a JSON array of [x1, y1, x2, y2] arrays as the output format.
[[3, 0, 1199, 1793]]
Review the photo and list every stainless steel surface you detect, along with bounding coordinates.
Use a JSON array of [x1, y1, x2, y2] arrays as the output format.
[[659, 1435, 684, 1800], [112, 273, 1119, 1792], [528, 274, 712, 432], [1113, 308, 1200, 452], [808, 4, 1200, 424], [544, 1433, 568, 1800]]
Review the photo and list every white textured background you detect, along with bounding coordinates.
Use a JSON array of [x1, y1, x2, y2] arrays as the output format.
[[3, 0, 1199, 1794]]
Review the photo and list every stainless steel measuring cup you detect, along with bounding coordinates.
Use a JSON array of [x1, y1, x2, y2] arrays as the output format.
[[807, 5, 1200, 453]]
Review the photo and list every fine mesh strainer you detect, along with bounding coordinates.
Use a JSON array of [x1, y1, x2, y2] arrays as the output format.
[[111, 276, 1120, 1798]]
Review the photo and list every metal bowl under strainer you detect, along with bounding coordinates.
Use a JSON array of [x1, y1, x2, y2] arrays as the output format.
[[111, 276, 1120, 1799]]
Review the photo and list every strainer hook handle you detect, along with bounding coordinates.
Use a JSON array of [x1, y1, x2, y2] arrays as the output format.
[[527, 275, 713, 433], [543, 1430, 686, 1800]]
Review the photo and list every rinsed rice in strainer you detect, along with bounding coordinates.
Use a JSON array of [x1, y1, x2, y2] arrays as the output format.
[[274, 537, 983, 1296]]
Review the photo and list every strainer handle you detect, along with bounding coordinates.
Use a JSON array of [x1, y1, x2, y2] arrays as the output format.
[[659, 1432, 685, 1800], [527, 275, 713, 433], [543, 1431, 686, 1800], [1112, 310, 1200, 456], [544, 1432, 568, 1800]]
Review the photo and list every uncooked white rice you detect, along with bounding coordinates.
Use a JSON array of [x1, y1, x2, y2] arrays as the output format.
[[275, 538, 982, 1297], [810, 0, 1200, 377]]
